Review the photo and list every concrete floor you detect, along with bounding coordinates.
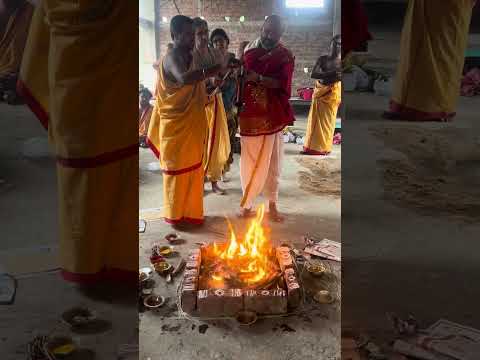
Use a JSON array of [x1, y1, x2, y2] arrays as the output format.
[[139, 113, 342, 360], [342, 31, 480, 345], [0, 103, 138, 360]]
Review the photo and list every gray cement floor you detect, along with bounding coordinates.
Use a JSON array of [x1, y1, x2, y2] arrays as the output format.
[[0, 103, 138, 360], [342, 31, 480, 344], [139, 114, 342, 360]]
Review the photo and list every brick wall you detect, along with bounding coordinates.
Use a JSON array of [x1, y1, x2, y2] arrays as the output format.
[[155, 0, 334, 94]]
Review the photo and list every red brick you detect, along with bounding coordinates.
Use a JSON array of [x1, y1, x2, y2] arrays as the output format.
[[244, 288, 287, 315], [284, 267, 301, 308], [197, 288, 244, 317]]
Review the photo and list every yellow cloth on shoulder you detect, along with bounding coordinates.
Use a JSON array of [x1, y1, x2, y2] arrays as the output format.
[[304, 81, 341, 154], [391, 0, 473, 117], [148, 59, 207, 172], [204, 92, 231, 182], [147, 58, 208, 223], [0, 1, 33, 78]]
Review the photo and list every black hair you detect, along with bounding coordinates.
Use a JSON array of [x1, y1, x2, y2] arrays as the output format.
[[170, 15, 193, 41], [139, 88, 153, 99], [210, 28, 230, 45], [192, 17, 208, 31]]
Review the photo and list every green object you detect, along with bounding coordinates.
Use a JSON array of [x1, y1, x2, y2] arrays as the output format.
[[466, 49, 480, 57]]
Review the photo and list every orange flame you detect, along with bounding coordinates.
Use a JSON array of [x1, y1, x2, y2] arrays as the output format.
[[211, 205, 273, 286]]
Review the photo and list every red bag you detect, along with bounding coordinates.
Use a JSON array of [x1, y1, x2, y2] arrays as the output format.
[[297, 87, 314, 100]]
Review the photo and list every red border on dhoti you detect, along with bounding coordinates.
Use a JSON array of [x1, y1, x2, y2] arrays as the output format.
[[388, 100, 456, 121], [164, 217, 204, 225], [16, 79, 49, 130]]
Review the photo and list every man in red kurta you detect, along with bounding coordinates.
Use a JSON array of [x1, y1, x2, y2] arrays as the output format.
[[238, 15, 295, 222]]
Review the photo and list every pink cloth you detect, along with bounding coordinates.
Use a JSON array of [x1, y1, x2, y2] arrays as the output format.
[[461, 68, 480, 97], [333, 132, 342, 145]]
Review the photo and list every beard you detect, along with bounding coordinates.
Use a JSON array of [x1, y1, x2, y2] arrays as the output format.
[[260, 37, 277, 50]]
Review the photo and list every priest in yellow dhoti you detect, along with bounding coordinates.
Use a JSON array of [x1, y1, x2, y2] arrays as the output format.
[[147, 15, 222, 225], [302, 35, 342, 156], [383, 0, 476, 122], [17, 0, 138, 285], [191, 17, 231, 195], [0, 0, 33, 99], [303, 82, 341, 155]]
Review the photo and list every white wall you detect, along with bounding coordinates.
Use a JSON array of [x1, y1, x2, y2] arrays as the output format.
[[333, 0, 340, 35], [139, 0, 155, 21], [139, 0, 157, 91]]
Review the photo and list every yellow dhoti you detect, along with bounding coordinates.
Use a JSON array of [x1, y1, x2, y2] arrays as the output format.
[[0, 1, 33, 80], [388, 0, 474, 120], [303, 81, 341, 155], [17, 1, 138, 284], [147, 59, 207, 225], [204, 92, 231, 182]]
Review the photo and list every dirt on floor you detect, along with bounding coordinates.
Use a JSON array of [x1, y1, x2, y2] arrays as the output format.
[[296, 156, 341, 197], [370, 125, 480, 222]]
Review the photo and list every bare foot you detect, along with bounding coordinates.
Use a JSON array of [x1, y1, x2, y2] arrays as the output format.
[[268, 202, 285, 223], [238, 207, 255, 218], [211, 181, 227, 195]]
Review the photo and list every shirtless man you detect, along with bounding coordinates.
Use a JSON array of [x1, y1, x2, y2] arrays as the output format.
[[148, 15, 222, 226], [311, 34, 342, 85], [302, 35, 342, 156]]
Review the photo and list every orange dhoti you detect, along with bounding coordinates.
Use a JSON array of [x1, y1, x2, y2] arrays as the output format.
[[204, 92, 231, 182], [303, 81, 341, 155], [147, 59, 207, 225], [17, 1, 138, 284]]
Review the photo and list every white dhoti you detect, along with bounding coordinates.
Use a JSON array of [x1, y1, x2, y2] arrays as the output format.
[[240, 132, 283, 209]]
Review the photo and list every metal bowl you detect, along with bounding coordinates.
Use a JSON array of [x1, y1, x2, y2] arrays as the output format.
[[139, 271, 150, 284], [236, 310, 258, 326], [313, 290, 334, 304], [153, 261, 172, 275], [61, 307, 97, 327], [143, 295, 165, 309], [158, 245, 174, 257], [305, 262, 327, 277], [165, 233, 183, 244]]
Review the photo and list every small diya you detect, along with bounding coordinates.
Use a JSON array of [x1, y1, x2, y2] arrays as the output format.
[[305, 262, 327, 277], [47, 336, 76, 357], [139, 271, 150, 284], [313, 290, 334, 304], [165, 233, 183, 244], [153, 261, 172, 275], [143, 295, 165, 309], [158, 245, 175, 257], [61, 307, 97, 328], [236, 310, 258, 326]]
